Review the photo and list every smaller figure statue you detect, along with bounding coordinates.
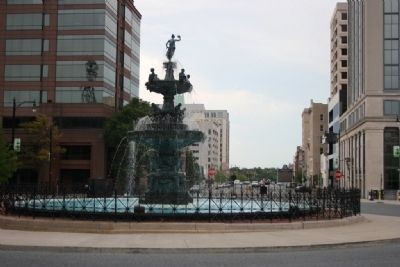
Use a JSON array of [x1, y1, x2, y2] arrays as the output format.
[[148, 68, 159, 83], [179, 69, 186, 82], [166, 34, 181, 61]]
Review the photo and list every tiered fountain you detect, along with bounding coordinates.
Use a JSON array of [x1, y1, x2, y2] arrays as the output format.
[[130, 35, 204, 205]]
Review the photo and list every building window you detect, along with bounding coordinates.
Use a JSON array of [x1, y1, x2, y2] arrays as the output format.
[[6, 13, 49, 30], [5, 65, 48, 81], [55, 87, 115, 106], [341, 36, 348, 44], [384, 100, 400, 115], [384, 0, 400, 90], [341, 60, 348, 67], [58, 9, 117, 37], [341, 72, 348, 79], [320, 114, 323, 121], [54, 117, 106, 129], [341, 48, 347, 56], [341, 24, 347, 32], [320, 125, 324, 131], [7, 0, 42, 3], [57, 35, 116, 61], [4, 90, 47, 107], [56, 60, 115, 86], [6, 39, 49, 55], [341, 13, 347, 20]]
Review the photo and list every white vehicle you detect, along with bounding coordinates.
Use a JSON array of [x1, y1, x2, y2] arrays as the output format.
[[251, 181, 259, 187], [190, 185, 200, 192], [234, 179, 241, 185]]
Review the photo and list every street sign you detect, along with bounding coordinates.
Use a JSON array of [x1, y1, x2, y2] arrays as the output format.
[[335, 170, 342, 180], [394, 146, 400, 157], [208, 168, 216, 177], [13, 138, 21, 152]]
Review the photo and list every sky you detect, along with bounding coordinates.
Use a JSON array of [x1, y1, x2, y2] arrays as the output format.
[[134, 0, 342, 168]]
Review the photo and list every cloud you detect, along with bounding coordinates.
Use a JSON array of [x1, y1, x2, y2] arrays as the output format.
[[135, 0, 340, 167]]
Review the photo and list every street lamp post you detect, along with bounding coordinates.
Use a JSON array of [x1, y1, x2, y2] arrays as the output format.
[[10, 98, 37, 185], [11, 98, 37, 148]]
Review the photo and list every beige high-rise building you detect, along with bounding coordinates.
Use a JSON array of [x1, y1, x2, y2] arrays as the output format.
[[302, 101, 328, 186], [331, 3, 349, 98], [323, 2, 348, 188], [204, 110, 230, 172], [339, 0, 400, 199], [183, 104, 230, 178]]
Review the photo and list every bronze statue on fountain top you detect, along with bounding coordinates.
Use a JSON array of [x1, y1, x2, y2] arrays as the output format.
[[146, 34, 192, 113]]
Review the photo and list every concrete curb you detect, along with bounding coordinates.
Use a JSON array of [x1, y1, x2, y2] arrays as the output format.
[[1, 238, 399, 254], [0, 215, 365, 234]]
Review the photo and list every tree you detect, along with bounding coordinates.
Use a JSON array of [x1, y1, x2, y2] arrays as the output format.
[[214, 170, 228, 184], [0, 130, 18, 184], [104, 98, 152, 189], [104, 98, 152, 148], [20, 115, 64, 169]]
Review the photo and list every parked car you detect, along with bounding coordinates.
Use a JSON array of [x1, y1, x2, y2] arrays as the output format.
[[190, 185, 200, 193]]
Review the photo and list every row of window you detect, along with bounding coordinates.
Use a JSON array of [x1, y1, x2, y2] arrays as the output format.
[[7, 0, 43, 4], [55, 87, 115, 106], [56, 60, 115, 85], [384, 1, 400, 90], [57, 35, 116, 61], [6, 13, 49, 30], [3, 90, 47, 107], [58, 9, 117, 38], [6, 39, 49, 55], [349, 103, 365, 129], [3, 88, 114, 107], [4, 65, 48, 81], [5, 6, 138, 34]]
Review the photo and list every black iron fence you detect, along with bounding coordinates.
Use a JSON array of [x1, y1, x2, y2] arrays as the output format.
[[0, 183, 361, 222]]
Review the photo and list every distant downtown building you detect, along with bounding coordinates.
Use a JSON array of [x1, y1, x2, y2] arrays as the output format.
[[301, 100, 328, 186], [293, 146, 305, 183], [183, 104, 230, 177], [0, 0, 141, 187], [322, 2, 348, 188], [337, 0, 400, 199]]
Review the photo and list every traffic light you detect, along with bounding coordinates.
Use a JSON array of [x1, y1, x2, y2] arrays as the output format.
[[13, 138, 21, 152]]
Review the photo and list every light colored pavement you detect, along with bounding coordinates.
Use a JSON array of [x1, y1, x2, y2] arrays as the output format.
[[0, 214, 399, 250]]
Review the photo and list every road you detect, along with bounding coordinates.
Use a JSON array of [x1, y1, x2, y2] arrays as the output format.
[[361, 202, 400, 217], [0, 201, 398, 267], [0, 242, 399, 267]]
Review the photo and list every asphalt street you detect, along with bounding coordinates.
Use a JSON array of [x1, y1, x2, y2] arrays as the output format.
[[361, 202, 400, 217], [0, 242, 399, 267]]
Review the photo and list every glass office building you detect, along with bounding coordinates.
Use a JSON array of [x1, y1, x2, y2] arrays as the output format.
[[0, 0, 141, 186]]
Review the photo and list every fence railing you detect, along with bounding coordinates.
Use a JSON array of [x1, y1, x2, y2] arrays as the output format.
[[0, 184, 361, 222]]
